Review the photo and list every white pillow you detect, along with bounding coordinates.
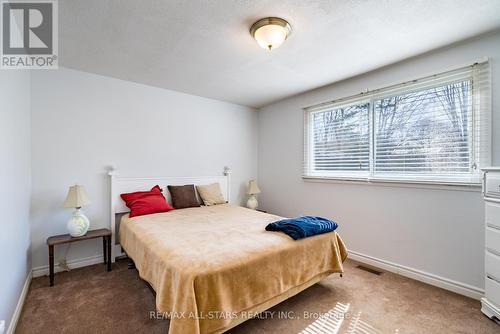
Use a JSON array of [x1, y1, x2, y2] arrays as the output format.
[[196, 183, 226, 206]]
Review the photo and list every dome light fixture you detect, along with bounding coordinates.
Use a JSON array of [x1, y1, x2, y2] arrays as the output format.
[[250, 17, 292, 50]]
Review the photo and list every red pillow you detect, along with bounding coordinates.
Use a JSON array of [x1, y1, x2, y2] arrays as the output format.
[[120, 185, 162, 203], [120, 186, 174, 217]]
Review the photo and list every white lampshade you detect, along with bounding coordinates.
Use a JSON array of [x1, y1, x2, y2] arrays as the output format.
[[63, 185, 90, 208], [247, 180, 261, 195], [250, 17, 292, 50]]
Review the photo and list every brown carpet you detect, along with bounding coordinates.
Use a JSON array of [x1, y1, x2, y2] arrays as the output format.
[[16, 259, 499, 334]]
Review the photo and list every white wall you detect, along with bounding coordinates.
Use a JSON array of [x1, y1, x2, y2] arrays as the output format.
[[258, 31, 500, 291], [0, 71, 31, 329], [30, 68, 258, 270]]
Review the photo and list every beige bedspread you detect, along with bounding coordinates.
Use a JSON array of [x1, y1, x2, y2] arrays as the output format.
[[120, 204, 347, 334]]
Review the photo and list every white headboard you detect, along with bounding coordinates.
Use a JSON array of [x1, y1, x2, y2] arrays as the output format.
[[108, 167, 231, 261]]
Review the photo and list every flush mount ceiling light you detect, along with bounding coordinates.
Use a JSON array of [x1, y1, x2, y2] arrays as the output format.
[[250, 17, 292, 50]]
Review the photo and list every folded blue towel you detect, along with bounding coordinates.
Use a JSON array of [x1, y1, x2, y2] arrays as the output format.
[[265, 216, 338, 240]]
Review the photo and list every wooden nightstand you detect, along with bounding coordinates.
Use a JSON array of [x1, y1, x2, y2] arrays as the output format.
[[46, 228, 112, 286]]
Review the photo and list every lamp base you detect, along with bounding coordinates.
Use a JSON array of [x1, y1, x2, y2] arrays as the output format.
[[67, 208, 90, 237], [247, 195, 258, 210]]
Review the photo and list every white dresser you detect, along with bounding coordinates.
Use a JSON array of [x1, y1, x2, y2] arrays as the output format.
[[482, 168, 500, 320]]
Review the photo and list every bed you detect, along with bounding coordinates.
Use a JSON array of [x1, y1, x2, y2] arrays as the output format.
[[109, 168, 347, 334]]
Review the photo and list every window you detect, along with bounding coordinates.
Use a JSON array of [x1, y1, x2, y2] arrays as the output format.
[[304, 62, 490, 185], [310, 101, 370, 174]]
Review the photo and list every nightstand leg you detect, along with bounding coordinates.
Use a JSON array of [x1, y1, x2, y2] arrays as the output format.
[[107, 235, 111, 271], [49, 245, 54, 287], [103, 237, 107, 264]]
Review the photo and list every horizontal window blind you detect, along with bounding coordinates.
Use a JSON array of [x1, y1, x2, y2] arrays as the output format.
[[309, 101, 370, 174], [304, 61, 490, 184]]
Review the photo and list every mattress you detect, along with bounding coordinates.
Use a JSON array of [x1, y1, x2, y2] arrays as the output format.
[[119, 204, 347, 334]]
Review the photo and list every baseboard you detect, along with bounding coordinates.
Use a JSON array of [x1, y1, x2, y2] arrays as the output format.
[[348, 250, 484, 300], [32, 254, 104, 278], [5, 255, 104, 333], [3, 250, 484, 333], [6, 271, 32, 334]]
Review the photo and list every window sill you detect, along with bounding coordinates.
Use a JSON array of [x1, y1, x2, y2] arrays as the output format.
[[302, 175, 482, 192]]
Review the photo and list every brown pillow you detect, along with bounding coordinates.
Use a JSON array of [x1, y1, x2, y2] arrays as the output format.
[[167, 184, 200, 209]]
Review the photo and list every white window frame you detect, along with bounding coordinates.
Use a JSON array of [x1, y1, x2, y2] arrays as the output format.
[[303, 60, 491, 188], [305, 99, 371, 180]]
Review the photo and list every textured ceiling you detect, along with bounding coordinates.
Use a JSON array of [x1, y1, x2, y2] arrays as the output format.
[[60, 0, 500, 108]]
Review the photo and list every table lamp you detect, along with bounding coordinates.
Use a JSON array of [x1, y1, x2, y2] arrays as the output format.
[[63, 185, 90, 237], [246, 180, 261, 210]]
